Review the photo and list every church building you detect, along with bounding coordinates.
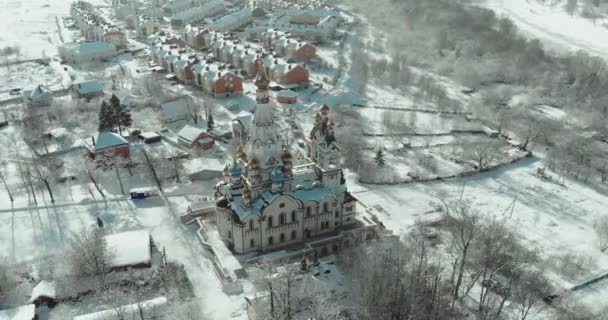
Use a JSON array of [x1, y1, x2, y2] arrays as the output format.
[[214, 60, 358, 254]]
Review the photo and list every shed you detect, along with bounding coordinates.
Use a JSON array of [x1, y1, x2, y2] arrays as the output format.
[[139, 131, 161, 144], [277, 90, 298, 104], [105, 230, 152, 269], [22, 85, 53, 107]]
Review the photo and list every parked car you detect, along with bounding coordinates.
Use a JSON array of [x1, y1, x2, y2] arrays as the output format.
[[9, 88, 21, 95], [129, 187, 159, 199]]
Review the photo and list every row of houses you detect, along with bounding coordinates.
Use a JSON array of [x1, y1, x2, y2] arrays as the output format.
[[71, 1, 128, 49], [261, 29, 316, 61], [170, 0, 225, 28], [247, 6, 342, 42]]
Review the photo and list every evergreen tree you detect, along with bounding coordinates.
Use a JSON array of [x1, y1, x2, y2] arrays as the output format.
[[98, 101, 113, 132], [207, 114, 215, 132], [375, 148, 386, 167], [117, 104, 133, 135]]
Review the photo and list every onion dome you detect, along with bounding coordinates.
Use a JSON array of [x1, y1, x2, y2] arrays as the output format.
[[314, 113, 322, 123], [271, 167, 285, 182], [320, 104, 330, 115], [281, 152, 293, 163], [249, 156, 261, 169], [235, 144, 247, 159], [254, 59, 270, 90], [230, 159, 242, 176], [223, 164, 230, 175]]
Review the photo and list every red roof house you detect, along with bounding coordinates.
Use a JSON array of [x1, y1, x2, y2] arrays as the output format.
[[85, 132, 130, 159], [177, 125, 215, 150]]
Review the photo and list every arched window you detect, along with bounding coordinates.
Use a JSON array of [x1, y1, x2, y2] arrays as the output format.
[[291, 210, 297, 222], [267, 216, 273, 228], [291, 230, 297, 240], [280, 233, 285, 243], [279, 213, 286, 225], [306, 207, 312, 217], [228, 231, 232, 238], [268, 236, 274, 245], [323, 202, 329, 213], [249, 220, 253, 230], [250, 238, 255, 247]]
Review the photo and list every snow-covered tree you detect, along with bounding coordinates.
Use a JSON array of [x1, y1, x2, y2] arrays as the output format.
[[207, 114, 215, 132], [67, 227, 114, 287]]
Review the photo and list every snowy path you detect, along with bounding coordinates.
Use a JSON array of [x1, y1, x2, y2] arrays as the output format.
[[482, 0, 608, 59]]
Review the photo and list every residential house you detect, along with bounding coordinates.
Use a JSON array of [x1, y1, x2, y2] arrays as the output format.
[[162, 0, 196, 15], [22, 85, 53, 107], [170, 0, 225, 29], [287, 41, 316, 61], [177, 125, 215, 149], [85, 131, 130, 159], [58, 41, 116, 64], [29, 280, 57, 307], [160, 96, 193, 124], [174, 56, 199, 84], [201, 68, 244, 97], [72, 79, 105, 99], [182, 25, 208, 48], [210, 6, 252, 32], [135, 15, 160, 39]]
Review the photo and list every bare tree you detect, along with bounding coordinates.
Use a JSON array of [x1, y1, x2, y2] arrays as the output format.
[[444, 199, 484, 307], [462, 141, 501, 171], [252, 259, 278, 319], [381, 110, 411, 150], [81, 158, 105, 198], [67, 227, 114, 287], [0, 162, 13, 203], [29, 157, 59, 203], [512, 271, 552, 320], [0, 258, 16, 304]]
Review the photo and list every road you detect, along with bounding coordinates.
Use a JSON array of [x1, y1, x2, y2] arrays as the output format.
[[482, 0, 608, 60]]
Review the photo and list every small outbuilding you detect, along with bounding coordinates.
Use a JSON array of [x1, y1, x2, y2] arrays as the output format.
[[277, 90, 298, 104], [139, 131, 161, 144], [105, 230, 152, 269]]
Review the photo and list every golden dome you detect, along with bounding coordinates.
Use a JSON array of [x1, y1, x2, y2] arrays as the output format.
[[235, 144, 246, 158], [249, 156, 260, 169]]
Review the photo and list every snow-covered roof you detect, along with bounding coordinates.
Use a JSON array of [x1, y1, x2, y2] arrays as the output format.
[[231, 187, 336, 220], [105, 230, 151, 268], [94, 132, 128, 151], [278, 90, 297, 98], [75, 79, 104, 95], [120, 94, 138, 107], [178, 125, 205, 142], [29, 280, 56, 303], [0, 304, 35, 320], [139, 131, 160, 140], [73, 297, 167, 320]]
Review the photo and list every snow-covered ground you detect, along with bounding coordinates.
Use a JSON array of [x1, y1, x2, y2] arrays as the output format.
[[482, 0, 608, 59]]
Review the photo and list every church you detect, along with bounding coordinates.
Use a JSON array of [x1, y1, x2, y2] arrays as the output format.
[[214, 60, 358, 254]]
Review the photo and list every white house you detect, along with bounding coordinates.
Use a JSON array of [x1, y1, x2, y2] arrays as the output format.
[[135, 15, 161, 38], [22, 85, 53, 107], [58, 41, 117, 64]]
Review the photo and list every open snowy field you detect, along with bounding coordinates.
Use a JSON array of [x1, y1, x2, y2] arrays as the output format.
[[482, 0, 608, 59], [0, 0, 107, 60]]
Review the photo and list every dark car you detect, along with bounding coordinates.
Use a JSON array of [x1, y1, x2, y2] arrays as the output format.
[[8, 88, 21, 95]]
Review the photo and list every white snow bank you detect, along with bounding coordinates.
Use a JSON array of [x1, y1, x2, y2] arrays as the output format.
[[105, 230, 152, 268], [73, 296, 167, 320], [0, 304, 35, 320]]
